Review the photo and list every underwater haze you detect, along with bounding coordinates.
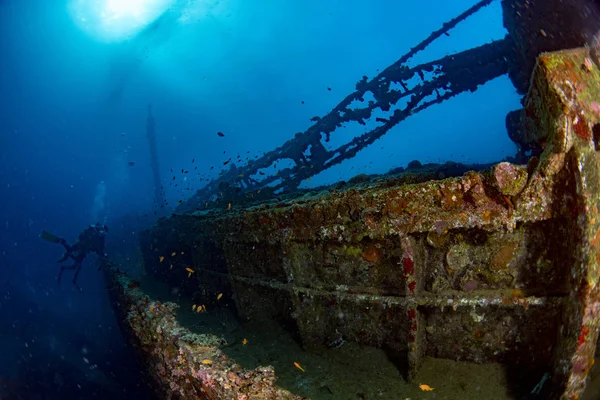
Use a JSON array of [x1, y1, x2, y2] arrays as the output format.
[[0, 0, 518, 399]]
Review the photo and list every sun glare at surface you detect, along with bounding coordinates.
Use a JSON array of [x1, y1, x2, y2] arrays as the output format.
[[68, 0, 175, 42], [106, 0, 145, 16]]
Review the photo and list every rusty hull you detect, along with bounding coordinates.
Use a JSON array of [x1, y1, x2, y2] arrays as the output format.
[[108, 48, 600, 399], [104, 266, 304, 400]]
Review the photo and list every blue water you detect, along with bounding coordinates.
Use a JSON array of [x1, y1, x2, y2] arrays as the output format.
[[0, 0, 519, 398]]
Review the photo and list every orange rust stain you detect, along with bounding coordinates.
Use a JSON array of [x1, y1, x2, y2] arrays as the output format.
[[482, 210, 492, 223], [386, 197, 409, 217], [591, 231, 600, 248], [503, 196, 514, 211], [491, 242, 517, 271], [362, 245, 381, 263], [439, 187, 464, 211], [501, 296, 515, 306]]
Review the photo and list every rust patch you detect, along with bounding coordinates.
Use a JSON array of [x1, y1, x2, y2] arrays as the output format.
[[573, 114, 591, 141], [362, 244, 382, 263], [386, 197, 409, 217], [490, 242, 518, 271]]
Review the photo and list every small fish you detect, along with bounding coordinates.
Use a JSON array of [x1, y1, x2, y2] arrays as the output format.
[[170, 264, 173, 270], [192, 304, 197, 311], [128, 161, 135, 166], [242, 338, 247, 345], [186, 267, 195, 273], [181, 251, 185, 255], [294, 362, 305, 372], [228, 203, 231, 210], [217, 131, 225, 137], [171, 252, 176, 257], [419, 384, 434, 391], [217, 293, 223, 300], [159, 256, 165, 263], [201, 359, 213, 365]]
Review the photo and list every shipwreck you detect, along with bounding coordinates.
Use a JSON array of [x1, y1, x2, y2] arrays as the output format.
[[105, 1, 600, 398]]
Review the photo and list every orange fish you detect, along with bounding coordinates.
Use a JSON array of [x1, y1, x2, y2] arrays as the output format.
[[201, 359, 213, 365], [242, 338, 248, 345], [293, 362, 305, 372], [419, 384, 434, 391], [159, 256, 165, 263], [217, 293, 223, 300], [186, 267, 195, 278], [171, 252, 176, 257]]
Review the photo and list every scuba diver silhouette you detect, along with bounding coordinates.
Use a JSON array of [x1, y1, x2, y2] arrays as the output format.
[[41, 223, 110, 289]]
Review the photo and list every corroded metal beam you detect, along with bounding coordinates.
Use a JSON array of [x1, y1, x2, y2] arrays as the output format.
[[177, 1, 506, 212], [529, 48, 600, 400]]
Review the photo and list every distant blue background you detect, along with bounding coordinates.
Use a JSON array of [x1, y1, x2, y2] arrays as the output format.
[[0, 0, 519, 397]]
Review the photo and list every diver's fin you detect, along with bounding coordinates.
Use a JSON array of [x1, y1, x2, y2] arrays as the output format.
[[41, 230, 61, 243]]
